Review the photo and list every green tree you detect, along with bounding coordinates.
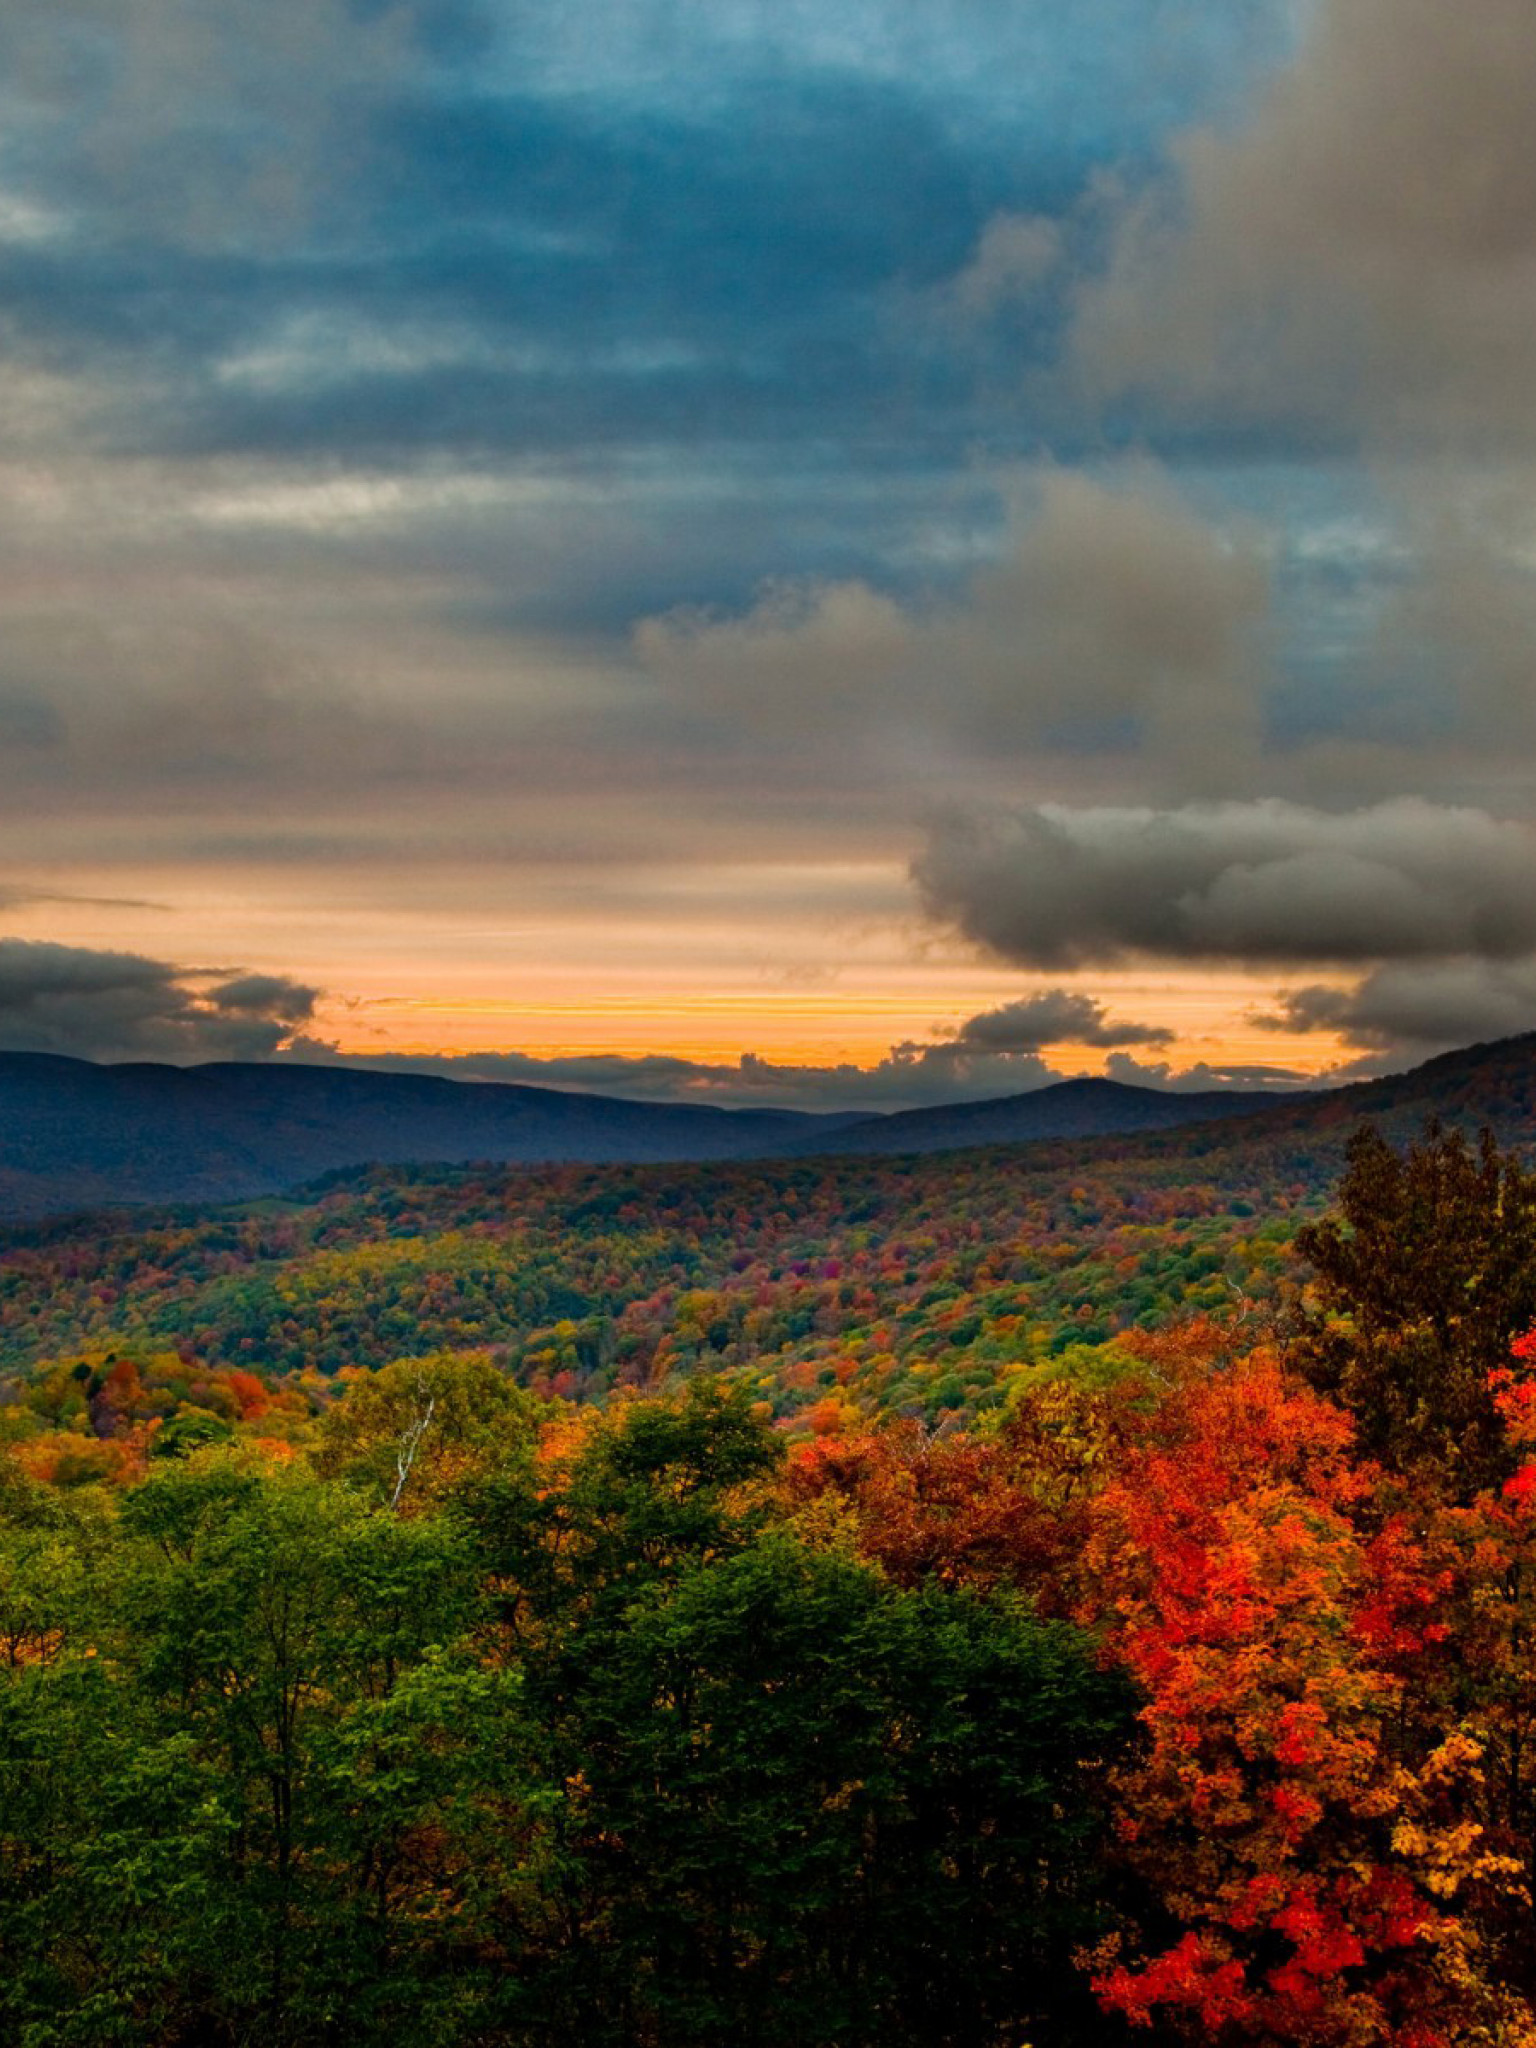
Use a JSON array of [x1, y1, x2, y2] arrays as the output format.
[[1294, 1121, 1536, 1496], [316, 1349, 543, 1510], [0, 1453, 531, 2046], [464, 1386, 1131, 2048]]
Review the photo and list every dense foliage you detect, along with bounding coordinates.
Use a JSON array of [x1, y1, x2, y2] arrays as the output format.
[[0, 1121, 1332, 1436], [1294, 1122, 1536, 1498], [6, 1115, 1536, 2042], [0, 1376, 1130, 2047]]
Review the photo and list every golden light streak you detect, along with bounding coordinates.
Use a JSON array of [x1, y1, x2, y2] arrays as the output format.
[[0, 856, 1362, 1081]]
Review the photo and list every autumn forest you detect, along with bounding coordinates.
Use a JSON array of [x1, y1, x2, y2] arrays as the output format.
[[3, 1075, 1536, 2046]]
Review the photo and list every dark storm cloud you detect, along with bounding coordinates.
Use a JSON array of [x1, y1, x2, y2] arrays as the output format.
[[915, 801, 1536, 969], [0, 940, 319, 1062]]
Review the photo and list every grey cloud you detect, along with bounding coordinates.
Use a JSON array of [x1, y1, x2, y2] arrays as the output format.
[[0, 939, 319, 1061], [0, 447, 1003, 839], [1103, 1051, 1312, 1093], [637, 469, 1270, 786], [1075, 0, 1536, 441], [0, 888, 166, 912], [951, 990, 1171, 1051], [1260, 959, 1536, 1061], [1367, 486, 1536, 752], [207, 972, 321, 1023], [947, 213, 1062, 318], [0, 689, 64, 749], [0, 600, 466, 810], [1255, 985, 1353, 1037], [915, 798, 1536, 968], [1, 0, 452, 254]]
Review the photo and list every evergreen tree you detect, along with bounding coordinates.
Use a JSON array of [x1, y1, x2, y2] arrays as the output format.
[[1294, 1121, 1536, 1497]]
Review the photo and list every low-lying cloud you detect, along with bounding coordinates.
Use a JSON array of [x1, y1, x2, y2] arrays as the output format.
[[0, 939, 319, 1062], [947, 989, 1170, 1052], [1258, 959, 1536, 1073], [284, 990, 1219, 1113], [916, 799, 1536, 969], [1103, 1051, 1316, 1096]]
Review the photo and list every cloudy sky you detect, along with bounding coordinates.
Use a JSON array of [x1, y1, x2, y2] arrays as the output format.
[[2, 0, 1535, 1108]]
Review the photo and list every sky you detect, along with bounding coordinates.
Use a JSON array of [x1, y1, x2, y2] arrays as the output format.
[[3, 0, 1536, 1111]]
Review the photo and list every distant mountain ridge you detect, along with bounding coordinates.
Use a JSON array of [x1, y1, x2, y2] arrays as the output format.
[[777, 1074, 1310, 1157], [0, 1051, 1302, 1219], [829, 1033, 1536, 1185], [775, 1034, 1536, 1172], [0, 1053, 849, 1219], [4, 1032, 1536, 1401], [1, 1035, 1533, 1223]]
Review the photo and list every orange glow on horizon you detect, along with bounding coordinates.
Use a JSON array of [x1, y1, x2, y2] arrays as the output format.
[[0, 857, 1364, 1086], [311, 986, 1358, 1081]]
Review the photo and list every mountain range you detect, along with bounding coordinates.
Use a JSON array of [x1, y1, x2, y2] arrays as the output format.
[[0, 1051, 1301, 1217], [0, 1035, 1531, 1220]]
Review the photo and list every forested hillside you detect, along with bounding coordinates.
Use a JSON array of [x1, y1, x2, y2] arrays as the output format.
[[3, 1038, 1536, 2047], [0, 1053, 854, 1218], [0, 1114, 1318, 1432], [7, 1123, 1536, 2044], [2, 1033, 1534, 1435]]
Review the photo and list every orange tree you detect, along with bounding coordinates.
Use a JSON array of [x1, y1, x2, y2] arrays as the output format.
[[1079, 1347, 1520, 2047]]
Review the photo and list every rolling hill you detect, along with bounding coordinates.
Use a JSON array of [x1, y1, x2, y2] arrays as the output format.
[[0, 1051, 1296, 1219], [777, 1074, 1310, 1156], [0, 1033, 1533, 1224], [0, 1053, 850, 1218], [1, 1032, 1533, 1414]]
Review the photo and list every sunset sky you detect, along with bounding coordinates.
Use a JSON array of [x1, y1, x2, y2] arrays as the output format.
[[3, 0, 1536, 1109]]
